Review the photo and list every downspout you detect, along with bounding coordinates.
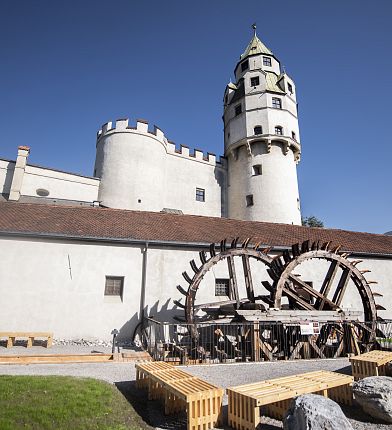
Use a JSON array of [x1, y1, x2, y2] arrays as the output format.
[[139, 242, 149, 329]]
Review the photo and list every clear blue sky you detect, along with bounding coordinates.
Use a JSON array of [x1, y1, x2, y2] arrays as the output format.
[[1, 0, 391, 234]]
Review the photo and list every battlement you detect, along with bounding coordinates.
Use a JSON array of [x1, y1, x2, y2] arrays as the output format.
[[96, 118, 226, 167]]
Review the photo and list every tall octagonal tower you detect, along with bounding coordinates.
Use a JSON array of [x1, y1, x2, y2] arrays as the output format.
[[224, 28, 302, 225]]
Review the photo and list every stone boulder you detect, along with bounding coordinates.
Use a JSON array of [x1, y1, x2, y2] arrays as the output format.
[[283, 394, 352, 430], [353, 376, 392, 423]]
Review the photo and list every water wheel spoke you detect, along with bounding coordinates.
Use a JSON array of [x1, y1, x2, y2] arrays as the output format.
[[227, 255, 240, 306], [281, 284, 315, 310], [242, 254, 255, 301], [315, 260, 339, 310], [288, 275, 339, 310], [332, 268, 351, 307]]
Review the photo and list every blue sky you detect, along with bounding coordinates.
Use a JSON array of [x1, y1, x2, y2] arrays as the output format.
[[1, 0, 391, 234]]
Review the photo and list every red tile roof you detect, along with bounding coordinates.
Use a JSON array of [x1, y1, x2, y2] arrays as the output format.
[[0, 202, 391, 255]]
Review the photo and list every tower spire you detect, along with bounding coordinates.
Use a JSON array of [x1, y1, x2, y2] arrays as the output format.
[[252, 23, 257, 37]]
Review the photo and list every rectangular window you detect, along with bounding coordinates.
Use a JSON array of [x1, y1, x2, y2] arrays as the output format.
[[235, 104, 242, 116], [250, 76, 259, 87], [287, 82, 293, 93], [252, 165, 262, 176], [241, 60, 249, 72], [292, 131, 296, 140], [196, 187, 205, 202], [104, 276, 124, 298], [215, 279, 229, 296], [246, 194, 254, 206], [275, 126, 283, 135], [263, 57, 272, 67], [272, 98, 282, 109]]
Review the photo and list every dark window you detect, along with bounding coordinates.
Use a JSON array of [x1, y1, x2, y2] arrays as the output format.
[[275, 126, 283, 135], [196, 187, 205, 202], [263, 57, 272, 66], [104, 276, 124, 298], [288, 82, 293, 93], [36, 188, 49, 197], [250, 76, 259, 87], [246, 194, 254, 206], [254, 126, 263, 135], [235, 104, 242, 116], [225, 94, 228, 104], [292, 131, 296, 140], [215, 279, 229, 296], [253, 165, 262, 176], [272, 98, 282, 109], [241, 60, 249, 72]]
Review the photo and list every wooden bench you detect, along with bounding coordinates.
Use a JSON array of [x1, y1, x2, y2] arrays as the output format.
[[350, 350, 392, 380], [0, 332, 53, 348], [135, 362, 223, 430], [227, 370, 353, 430]]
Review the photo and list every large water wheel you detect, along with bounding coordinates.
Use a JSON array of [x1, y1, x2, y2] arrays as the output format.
[[174, 238, 382, 358]]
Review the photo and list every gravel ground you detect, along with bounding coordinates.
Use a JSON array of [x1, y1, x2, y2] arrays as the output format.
[[0, 347, 391, 429]]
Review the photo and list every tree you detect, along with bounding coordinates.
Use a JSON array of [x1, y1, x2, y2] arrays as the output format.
[[302, 216, 324, 228]]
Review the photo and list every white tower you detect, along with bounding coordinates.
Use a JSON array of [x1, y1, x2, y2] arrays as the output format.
[[224, 27, 302, 225]]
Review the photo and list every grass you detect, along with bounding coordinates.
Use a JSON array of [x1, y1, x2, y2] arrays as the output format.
[[0, 375, 152, 430]]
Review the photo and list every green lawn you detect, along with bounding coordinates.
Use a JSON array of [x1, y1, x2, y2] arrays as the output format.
[[0, 375, 152, 430]]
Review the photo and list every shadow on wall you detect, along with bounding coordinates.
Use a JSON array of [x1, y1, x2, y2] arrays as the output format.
[[117, 299, 184, 343], [1, 161, 15, 196], [214, 166, 227, 218]]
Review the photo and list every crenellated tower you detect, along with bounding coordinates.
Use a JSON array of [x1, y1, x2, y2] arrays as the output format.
[[224, 27, 302, 225]]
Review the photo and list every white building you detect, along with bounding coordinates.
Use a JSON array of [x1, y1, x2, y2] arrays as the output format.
[[1, 30, 301, 226], [0, 31, 391, 342]]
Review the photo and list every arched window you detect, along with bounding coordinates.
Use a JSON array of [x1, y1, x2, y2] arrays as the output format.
[[275, 126, 283, 136], [254, 126, 263, 135]]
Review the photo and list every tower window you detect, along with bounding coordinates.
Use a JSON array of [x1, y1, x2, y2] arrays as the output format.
[[196, 187, 205, 202], [104, 276, 124, 299], [250, 76, 259, 87], [235, 104, 242, 116], [215, 279, 229, 296], [225, 94, 228, 104], [241, 60, 249, 72], [288, 83, 293, 93], [272, 98, 282, 109], [252, 165, 262, 176], [254, 126, 263, 135], [292, 131, 296, 140], [263, 57, 272, 67], [275, 126, 283, 135], [246, 194, 254, 207]]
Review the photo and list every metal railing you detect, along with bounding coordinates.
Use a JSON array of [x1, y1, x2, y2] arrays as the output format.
[[142, 318, 392, 364]]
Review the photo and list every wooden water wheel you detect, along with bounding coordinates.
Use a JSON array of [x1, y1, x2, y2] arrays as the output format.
[[174, 238, 382, 357]]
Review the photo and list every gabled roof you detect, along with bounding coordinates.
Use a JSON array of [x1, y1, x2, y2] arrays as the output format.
[[0, 202, 391, 256], [240, 34, 273, 60]]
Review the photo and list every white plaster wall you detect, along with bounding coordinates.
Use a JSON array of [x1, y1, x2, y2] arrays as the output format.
[[164, 155, 225, 217], [0, 159, 14, 194], [227, 143, 301, 224], [235, 54, 280, 80], [97, 131, 167, 211], [0, 237, 143, 340], [20, 165, 99, 202]]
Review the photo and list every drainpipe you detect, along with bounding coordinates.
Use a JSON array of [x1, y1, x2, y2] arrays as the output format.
[[9, 146, 30, 201], [139, 242, 149, 329]]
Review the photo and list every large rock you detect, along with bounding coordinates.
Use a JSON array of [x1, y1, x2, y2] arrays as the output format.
[[283, 394, 352, 430], [353, 376, 392, 423]]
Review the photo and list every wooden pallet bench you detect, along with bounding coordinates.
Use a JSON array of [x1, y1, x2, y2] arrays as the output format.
[[0, 332, 53, 348], [135, 362, 223, 430], [350, 350, 392, 380], [227, 370, 353, 430]]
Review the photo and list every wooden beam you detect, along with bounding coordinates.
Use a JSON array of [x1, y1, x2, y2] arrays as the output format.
[[332, 268, 351, 307], [227, 256, 240, 307], [315, 260, 339, 310], [242, 255, 255, 301]]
